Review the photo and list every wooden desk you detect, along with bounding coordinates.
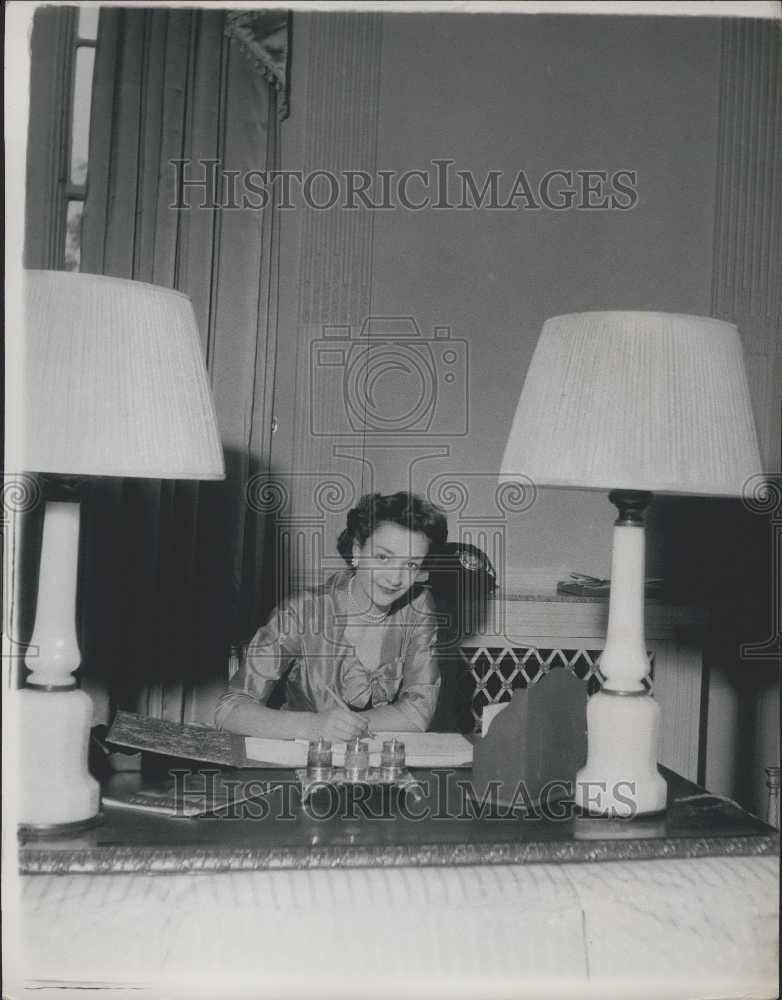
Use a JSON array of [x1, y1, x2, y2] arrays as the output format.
[[17, 767, 775, 874], [13, 767, 779, 999]]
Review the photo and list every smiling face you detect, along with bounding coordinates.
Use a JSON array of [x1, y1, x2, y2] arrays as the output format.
[[351, 521, 431, 611]]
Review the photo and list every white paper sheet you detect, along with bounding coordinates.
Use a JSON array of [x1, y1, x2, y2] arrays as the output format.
[[245, 731, 473, 768]]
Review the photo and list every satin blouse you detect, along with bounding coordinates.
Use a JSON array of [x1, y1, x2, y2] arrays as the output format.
[[214, 570, 440, 732]]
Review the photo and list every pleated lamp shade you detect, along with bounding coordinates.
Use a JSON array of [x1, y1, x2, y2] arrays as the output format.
[[18, 270, 225, 479], [500, 311, 762, 496]]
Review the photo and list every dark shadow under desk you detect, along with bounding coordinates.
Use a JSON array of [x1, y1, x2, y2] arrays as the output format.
[[19, 765, 778, 875]]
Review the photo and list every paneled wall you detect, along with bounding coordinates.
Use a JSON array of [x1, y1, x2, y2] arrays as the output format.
[[272, 12, 779, 814], [274, 13, 723, 581], [712, 18, 781, 476], [705, 17, 781, 813]]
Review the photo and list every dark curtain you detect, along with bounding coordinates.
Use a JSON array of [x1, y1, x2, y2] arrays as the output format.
[[73, 8, 288, 724]]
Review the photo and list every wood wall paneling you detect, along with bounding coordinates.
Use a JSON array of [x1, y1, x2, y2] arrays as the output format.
[[274, 14, 384, 592], [706, 18, 781, 812]]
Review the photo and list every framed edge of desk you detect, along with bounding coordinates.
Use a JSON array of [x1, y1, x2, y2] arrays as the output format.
[[461, 591, 708, 783], [18, 766, 778, 876]]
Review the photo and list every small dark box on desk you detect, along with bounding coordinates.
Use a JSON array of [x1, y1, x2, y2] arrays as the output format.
[[472, 668, 588, 810]]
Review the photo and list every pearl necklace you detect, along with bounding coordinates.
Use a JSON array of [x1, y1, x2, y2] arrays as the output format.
[[348, 575, 388, 623]]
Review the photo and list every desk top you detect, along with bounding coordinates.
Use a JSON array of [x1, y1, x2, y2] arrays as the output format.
[[18, 766, 777, 875]]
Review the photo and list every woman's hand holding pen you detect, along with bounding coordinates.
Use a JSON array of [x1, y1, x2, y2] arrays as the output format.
[[311, 682, 370, 742], [314, 706, 369, 742]]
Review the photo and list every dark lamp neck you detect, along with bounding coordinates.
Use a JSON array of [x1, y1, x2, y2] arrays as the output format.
[[608, 490, 653, 526]]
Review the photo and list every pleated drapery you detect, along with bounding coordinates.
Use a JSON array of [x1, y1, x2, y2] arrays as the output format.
[[72, 8, 285, 724]]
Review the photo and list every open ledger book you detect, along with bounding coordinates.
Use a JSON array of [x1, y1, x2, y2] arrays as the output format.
[[106, 712, 472, 770], [245, 732, 473, 769]]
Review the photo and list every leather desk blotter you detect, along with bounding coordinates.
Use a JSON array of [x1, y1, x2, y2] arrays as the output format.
[[471, 668, 588, 809]]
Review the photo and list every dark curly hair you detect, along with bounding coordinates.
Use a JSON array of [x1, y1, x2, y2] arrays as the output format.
[[337, 492, 448, 567]]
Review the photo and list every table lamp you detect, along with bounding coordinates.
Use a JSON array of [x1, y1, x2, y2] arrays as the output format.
[[14, 270, 225, 833], [499, 311, 762, 816]]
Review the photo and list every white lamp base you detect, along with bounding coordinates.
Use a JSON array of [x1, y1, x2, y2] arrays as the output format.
[[574, 690, 667, 817], [17, 688, 100, 829], [17, 496, 101, 832]]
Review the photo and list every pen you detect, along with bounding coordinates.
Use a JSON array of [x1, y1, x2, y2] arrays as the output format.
[[324, 683, 375, 738]]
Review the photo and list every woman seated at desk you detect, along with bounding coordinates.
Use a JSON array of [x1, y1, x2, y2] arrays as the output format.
[[215, 491, 447, 741]]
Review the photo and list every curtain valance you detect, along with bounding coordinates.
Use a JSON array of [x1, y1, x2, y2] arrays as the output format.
[[225, 10, 291, 119]]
